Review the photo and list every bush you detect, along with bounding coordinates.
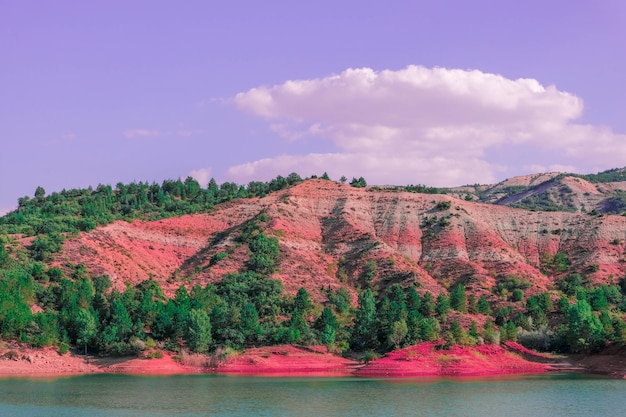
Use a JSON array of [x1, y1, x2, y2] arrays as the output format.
[[209, 251, 228, 266], [517, 328, 556, 352], [436, 201, 451, 211]]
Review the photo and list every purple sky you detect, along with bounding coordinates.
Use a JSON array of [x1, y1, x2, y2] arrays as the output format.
[[2, 1, 626, 214]]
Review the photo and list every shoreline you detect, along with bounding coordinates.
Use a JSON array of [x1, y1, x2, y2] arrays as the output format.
[[0, 342, 616, 380]]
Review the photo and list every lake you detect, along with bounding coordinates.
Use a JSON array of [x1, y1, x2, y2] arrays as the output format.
[[0, 373, 623, 416]]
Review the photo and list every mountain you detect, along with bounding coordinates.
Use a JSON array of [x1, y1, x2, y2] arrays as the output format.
[[53, 177, 626, 300]]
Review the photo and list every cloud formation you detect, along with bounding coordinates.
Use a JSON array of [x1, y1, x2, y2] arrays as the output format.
[[189, 168, 212, 187], [227, 66, 626, 186]]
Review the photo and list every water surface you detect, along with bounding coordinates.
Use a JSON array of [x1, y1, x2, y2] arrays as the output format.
[[0, 373, 622, 417]]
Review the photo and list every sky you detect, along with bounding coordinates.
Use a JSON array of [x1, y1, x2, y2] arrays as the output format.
[[2, 0, 626, 215]]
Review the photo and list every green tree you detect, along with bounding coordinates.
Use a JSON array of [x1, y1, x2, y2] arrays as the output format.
[[448, 321, 467, 345], [350, 289, 378, 351], [0, 242, 8, 267], [321, 325, 336, 348], [482, 319, 498, 344], [287, 309, 308, 344], [75, 308, 97, 355], [314, 307, 339, 333], [388, 320, 408, 349], [406, 287, 421, 313], [185, 309, 212, 353], [420, 292, 436, 316], [247, 233, 280, 274], [420, 317, 440, 341], [449, 284, 467, 313], [467, 294, 477, 314], [477, 295, 492, 315], [564, 300, 604, 352], [34, 186, 46, 200], [240, 302, 260, 345], [511, 289, 524, 302], [294, 287, 312, 314], [468, 321, 479, 340], [327, 287, 351, 314], [436, 293, 450, 318], [350, 177, 367, 188]]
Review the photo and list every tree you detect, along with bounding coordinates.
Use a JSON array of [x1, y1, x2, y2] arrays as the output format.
[[186, 309, 212, 353], [0, 242, 8, 267], [35, 186, 46, 200], [321, 325, 336, 348], [420, 317, 440, 341], [449, 284, 467, 313], [315, 307, 339, 333], [350, 177, 367, 188], [340, 176, 347, 184], [468, 321, 479, 340], [448, 321, 467, 345], [564, 300, 604, 352], [240, 302, 260, 345], [351, 289, 378, 351], [327, 287, 351, 314], [420, 292, 436, 316], [436, 293, 450, 318], [388, 320, 408, 349], [467, 294, 477, 314], [406, 287, 421, 313], [75, 308, 97, 355], [477, 295, 492, 315], [287, 309, 309, 344], [482, 319, 498, 344], [247, 233, 280, 274], [294, 287, 312, 314]]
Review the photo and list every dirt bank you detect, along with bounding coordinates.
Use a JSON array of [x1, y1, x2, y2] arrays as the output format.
[[569, 344, 626, 378], [355, 342, 554, 377], [211, 345, 359, 377], [0, 342, 564, 379]]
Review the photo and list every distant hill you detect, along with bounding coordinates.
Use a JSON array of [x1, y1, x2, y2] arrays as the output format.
[[448, 167, 626, 214]]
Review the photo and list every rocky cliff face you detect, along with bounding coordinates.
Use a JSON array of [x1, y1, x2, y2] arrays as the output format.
[[55, 179, 626, 300]]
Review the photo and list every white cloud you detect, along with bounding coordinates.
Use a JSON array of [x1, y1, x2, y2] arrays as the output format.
[[123, 129, 161, 139], [227, 65, 626, 186], [189, 168, 212, 187]]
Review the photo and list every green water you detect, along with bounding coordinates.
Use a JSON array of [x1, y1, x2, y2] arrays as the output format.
[[0, 373, 623, 416]]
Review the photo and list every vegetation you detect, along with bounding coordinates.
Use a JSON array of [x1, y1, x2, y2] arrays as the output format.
[[3, 170, 626, 360], [578, 167, 626, 184], [510, 192, 575, 212]]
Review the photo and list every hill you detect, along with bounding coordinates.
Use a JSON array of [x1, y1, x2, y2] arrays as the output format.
[[52, 178, 626, 299], [2, 169, 626, 367]]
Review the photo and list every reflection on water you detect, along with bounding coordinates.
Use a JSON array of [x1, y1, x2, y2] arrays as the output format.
[[0, 373, 623, 417]]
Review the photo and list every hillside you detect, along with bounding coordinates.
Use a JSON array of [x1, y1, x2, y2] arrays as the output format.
[[3, 169, 626, 367], [53, 178, 626, 299], [450, 168, 626, 214]]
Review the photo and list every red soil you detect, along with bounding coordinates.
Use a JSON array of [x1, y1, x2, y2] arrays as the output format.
[[1, 343, 557, 379], [95, 351, 201, 375], [0, 344, 101, 377], [212, 345, 359, 377], [355, 342, 552, 378]]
